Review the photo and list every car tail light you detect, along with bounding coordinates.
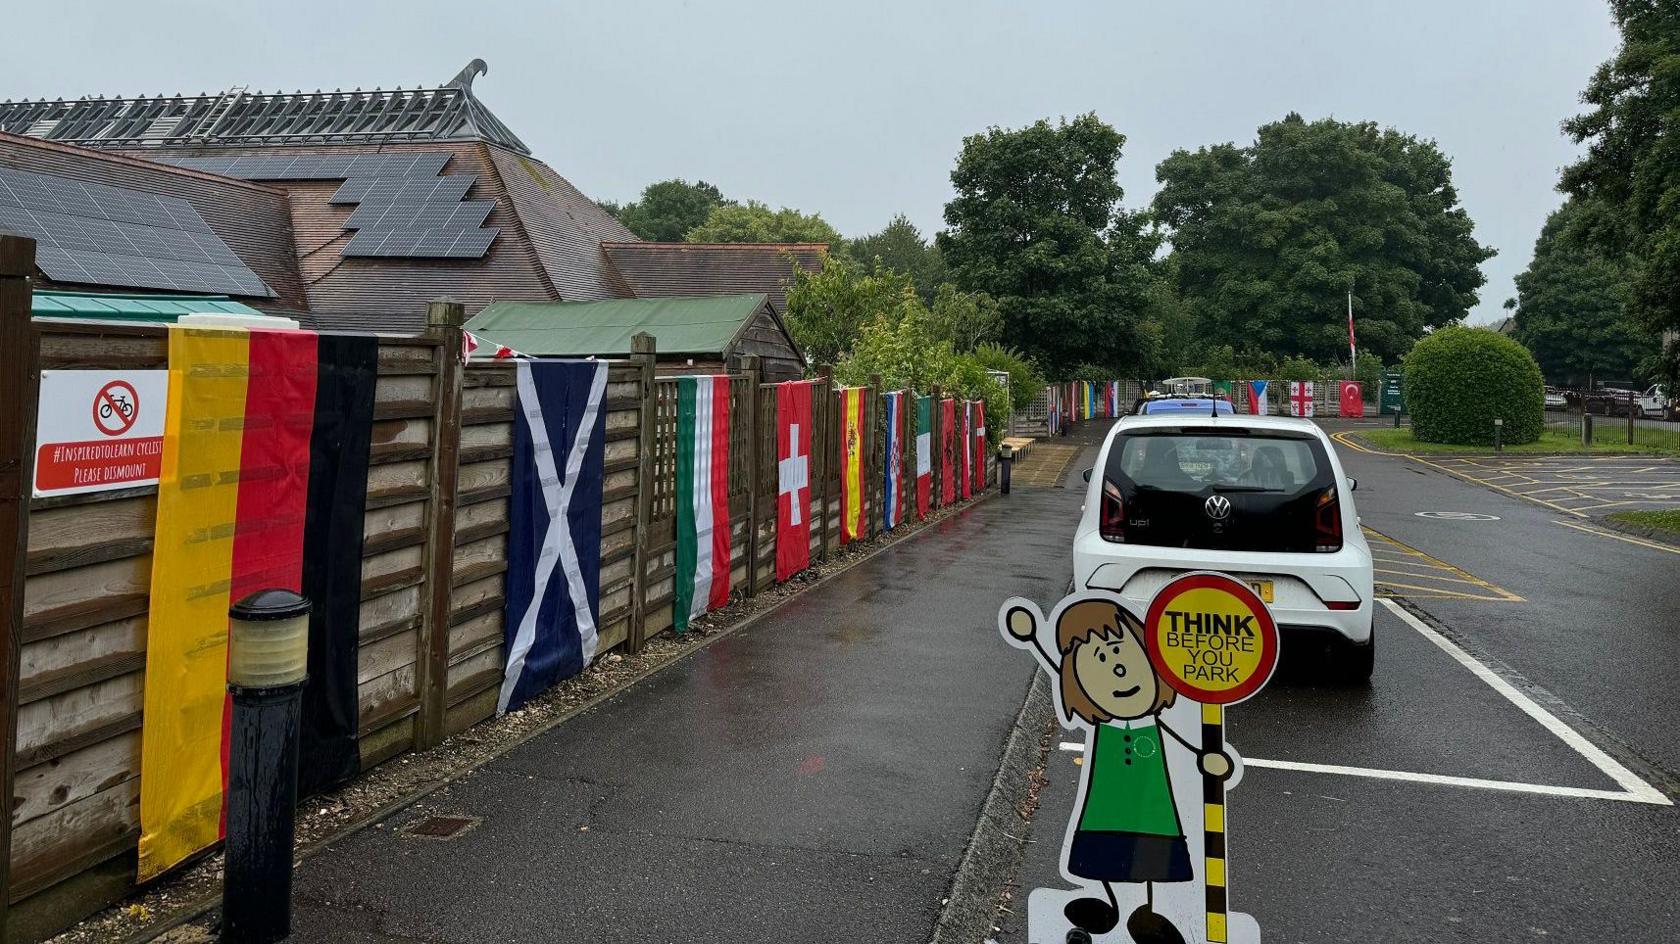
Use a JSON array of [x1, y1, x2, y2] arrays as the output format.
[[1314, 486, 1343, 552], [1100, 480, 1126, 543], [1325, 600, 1360, 611]]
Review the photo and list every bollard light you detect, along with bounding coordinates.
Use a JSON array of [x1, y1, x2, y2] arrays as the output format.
[[224, 589, 310, 944], [999, 442, 1015, 495], [228, 589, 310, 689]]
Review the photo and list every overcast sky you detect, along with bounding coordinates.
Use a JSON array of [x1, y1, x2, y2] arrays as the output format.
[[5, 0, 1620, 324]]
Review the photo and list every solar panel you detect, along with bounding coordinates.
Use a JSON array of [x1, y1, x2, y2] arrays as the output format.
[[330, 174, 476, 206], [342, 226, 499, 259], [344, 198, 493, 231], [160, 151, 450, 181], [0, 166, 274, 297]]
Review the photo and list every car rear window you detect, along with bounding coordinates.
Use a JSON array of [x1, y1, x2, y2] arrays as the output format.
[[1103, 429, 1339, 552], [1116, 434, 1322, 489]]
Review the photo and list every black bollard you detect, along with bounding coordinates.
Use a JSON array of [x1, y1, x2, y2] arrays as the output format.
[[223, 589, 312, 944], [999, 443, 1014, 494]]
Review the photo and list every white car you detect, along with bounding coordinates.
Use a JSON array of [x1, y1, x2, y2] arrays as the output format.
[[1638, 384, 1669, 419], [1072, 414, 1375, 682]]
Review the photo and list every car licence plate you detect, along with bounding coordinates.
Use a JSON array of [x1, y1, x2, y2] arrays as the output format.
[[1247, 579, 1274, 603]]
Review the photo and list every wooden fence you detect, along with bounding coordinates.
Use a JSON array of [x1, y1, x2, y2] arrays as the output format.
[[0, 234, 994, 942]]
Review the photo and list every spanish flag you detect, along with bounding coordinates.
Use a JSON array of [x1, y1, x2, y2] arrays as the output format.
[[839, 387, 866, 544], [138, 326, 376, 881]]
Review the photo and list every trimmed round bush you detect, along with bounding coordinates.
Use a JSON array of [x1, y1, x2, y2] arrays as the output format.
[[1403, 326, 1544, 445]]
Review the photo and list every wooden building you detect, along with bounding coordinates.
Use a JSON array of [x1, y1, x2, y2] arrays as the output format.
[[464, 293, 806, 381]]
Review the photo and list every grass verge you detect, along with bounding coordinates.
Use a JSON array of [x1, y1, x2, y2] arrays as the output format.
[[1357, 426, 1680, 456], [1607, 510, 1680, 537]]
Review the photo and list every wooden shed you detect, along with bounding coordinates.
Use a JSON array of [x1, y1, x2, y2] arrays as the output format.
[[464, 292, 806, 381]]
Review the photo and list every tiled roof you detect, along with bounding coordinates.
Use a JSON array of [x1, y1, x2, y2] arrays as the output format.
[[601, 242, 827, 312]]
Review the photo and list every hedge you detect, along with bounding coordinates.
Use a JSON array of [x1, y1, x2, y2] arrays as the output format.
[[1403, 327, 1544, 445]]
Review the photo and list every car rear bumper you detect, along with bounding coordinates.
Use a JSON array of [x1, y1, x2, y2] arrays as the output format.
[[1072, 534, 1374, 643]]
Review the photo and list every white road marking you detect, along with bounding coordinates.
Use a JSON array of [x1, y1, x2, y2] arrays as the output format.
[[1551, 518, 1680, 556], [1242, 758, 1666, 805], [1057, 741, 1084, 752], [1378, 598, 1670, 805]]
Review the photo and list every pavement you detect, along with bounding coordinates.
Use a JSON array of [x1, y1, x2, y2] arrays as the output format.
[[278, 480, 1082, 943]]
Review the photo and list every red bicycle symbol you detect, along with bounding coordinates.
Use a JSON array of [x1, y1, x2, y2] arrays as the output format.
[[93, 380, 140, 436]]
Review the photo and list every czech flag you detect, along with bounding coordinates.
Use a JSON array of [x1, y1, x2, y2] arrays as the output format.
[[1247, 380, 1270, 415], [140, 327, 376, 881]]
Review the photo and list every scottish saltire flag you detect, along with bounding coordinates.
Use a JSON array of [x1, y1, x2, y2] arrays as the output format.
[[500, 360, 608, 715], [1247, 380, 1270, 415], [915, 396, 932, 519], [675, 376, 732, 631], [882, 391, 905, 530]]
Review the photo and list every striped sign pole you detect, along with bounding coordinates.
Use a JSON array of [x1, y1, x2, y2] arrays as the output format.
[[1142, 572, 1281, 944], [1201, 702, 1229, 943]]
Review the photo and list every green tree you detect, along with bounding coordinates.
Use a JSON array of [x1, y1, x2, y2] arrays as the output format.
[[1560, 0, 1680, 380], [1509, 200, 1652, 387], [970, 342, 1045, 411], [606, 179, 729, 242], [937, 114, 1158, 377], [845, 215, 948, 301], [1152, 113, 1494, 362], [687, 199, 843, 245], [926, 283, 1003, 352], [1403, 327, 1544, 445], [784, 256, 915, 367], [833, 306, 1010, 443]]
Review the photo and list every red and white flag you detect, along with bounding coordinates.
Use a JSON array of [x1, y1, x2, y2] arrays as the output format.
[[960, 401, 973, 500], [1288, 381, 1315, 417], [971, 401, 987, 493], [940, 399, 958, 505], [1338, 381, 1363, 418], [775, 380, 813, 582]]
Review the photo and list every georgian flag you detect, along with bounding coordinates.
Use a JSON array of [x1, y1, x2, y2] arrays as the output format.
[[1289, 380, 1316, 418], [500, 360, 608, 714]]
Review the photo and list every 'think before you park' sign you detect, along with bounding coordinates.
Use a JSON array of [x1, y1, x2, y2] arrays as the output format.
[[1001, 573, 1280, 944]]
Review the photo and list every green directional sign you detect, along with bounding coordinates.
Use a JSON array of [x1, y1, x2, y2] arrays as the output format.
[[1380, 370, 1405, 414]]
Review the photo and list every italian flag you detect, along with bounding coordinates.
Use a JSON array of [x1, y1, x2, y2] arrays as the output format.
[[674, 375, 731, 632], [915, 395, 932, 519]]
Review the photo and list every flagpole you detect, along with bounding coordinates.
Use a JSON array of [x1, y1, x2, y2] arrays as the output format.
[[1347, 287, 1356, 380]]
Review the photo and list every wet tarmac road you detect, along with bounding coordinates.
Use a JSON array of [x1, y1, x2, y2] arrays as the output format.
[[283, 485, 1081, 943], [999, 420, 1680, 944]]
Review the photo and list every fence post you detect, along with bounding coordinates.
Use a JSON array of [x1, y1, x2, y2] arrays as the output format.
[[629, 333, 658, 653], [415, 300, 464, 751], [1629, 390, 1637, 445], [866, 374, 881, 541], [741, 355, 763, 599], [0, 235, 38, 938], [930, 384, 943, 510], [816, 365, 834, 562]]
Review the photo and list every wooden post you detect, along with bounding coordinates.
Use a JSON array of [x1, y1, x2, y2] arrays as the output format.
[[741, 355, 763, 599], [0, 235, 38, 938], [929, 385, 943, 510], [867, 373, 881, 541], [415, 300, 464, 751], [816, 365, 834, 562], [629, 333, 658, 652]]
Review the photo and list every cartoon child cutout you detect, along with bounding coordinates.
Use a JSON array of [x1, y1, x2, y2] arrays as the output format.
[[1001, 593, 1233, 944]]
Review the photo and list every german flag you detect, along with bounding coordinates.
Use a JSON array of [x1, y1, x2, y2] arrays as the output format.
[[138, 327, 376, 881]]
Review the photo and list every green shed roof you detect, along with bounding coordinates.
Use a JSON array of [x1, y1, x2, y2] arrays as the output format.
[[464, 293, 771, 357], [32, 291, 265, 322]]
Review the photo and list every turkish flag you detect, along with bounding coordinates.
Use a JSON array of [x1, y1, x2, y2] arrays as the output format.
[[1339, 381, 1364, 418], [776, 381, 814, 581]]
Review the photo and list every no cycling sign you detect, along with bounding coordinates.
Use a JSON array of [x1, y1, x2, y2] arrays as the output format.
[[34, 370, 168, 498]]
